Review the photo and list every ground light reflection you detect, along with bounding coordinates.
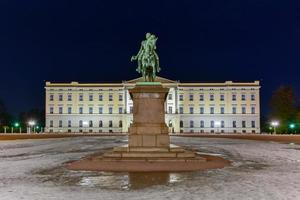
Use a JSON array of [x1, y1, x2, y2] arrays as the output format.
[[77, 172, 184, 189]]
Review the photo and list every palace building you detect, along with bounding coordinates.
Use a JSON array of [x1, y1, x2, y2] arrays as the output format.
[[45, 77, 260, 134]]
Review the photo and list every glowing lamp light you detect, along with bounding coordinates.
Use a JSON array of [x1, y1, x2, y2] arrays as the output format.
[[271, 121, 279, 127], [28, 120, 36, 126], [14, 122, 20, 127], [289, 124, 295, 129]]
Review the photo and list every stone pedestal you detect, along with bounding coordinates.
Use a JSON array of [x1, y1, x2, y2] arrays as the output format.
[[128, 83, 170, 148]]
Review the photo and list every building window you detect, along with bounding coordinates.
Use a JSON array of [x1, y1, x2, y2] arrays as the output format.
[[59, 94, 63, 101], [232, 107, 236, 114], [242, 107, 246, 114], [119, 94, 123, 101], [199, 94, 204, 101], [129, 106, 133, 113], [200, 120, 204, 128], [109, 120, 113, 127], [50, 94, 54, 101], [189, 107, 194, 114], [179, 107, 183, 114], [79, 107, 83, 114], [79, 94, 83, 101], [251, 121, 255, 128], [190, 120, 194, 128], [68, 94, 72, 101], [233, 121, 236, 128], [99, 107, 103, 114], [50, 107, 54, 114], [251, 107, 255, 114], [242, 121, 246, 128], [221, 121, 225, 128], [179, 94, 183, 101], [89, 107, 93, 114], [220, 94, 224, 101], [68, 120, 71, 127], [232, 94, 236, 101], [68, 107, 72, 114], [109, 107, 113, 114], [116, 107, 122, 114], [50, 120, 53, 127], [99, 120, 103, 127], [251, 94, 255, 101], [189, 94, 194, 101], [210, 107, 214, 114], [109, 94, 113, 101], [200, 107, 204, 114], [59, 120, 62, 128], [79, 120, 83, 128], [119, 120, 123, 128], [89, 120, 93, 127], [168, 106, 173, 114], [89, 95, 93, 101], [210, 121, 214, 128], [99, 94, 103, 101], [241, 94, 246, 101], [210, 94, 214, 101], [180, 120, 183, 128], [220, 107, 224, 114], [59, 107, 63, 114], [168, 94, 172, 100]]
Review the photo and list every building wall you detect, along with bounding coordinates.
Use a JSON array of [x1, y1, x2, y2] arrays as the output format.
[[45, 79, 260, 134]]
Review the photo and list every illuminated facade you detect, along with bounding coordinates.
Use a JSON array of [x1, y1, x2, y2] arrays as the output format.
[[45, 77, 260, 133]]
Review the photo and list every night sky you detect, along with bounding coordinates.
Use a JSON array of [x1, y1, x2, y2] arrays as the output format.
[[1, 0, 300, 116]]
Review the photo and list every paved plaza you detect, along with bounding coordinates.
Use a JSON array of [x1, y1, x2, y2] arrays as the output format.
[[0, 136, 299, 200]]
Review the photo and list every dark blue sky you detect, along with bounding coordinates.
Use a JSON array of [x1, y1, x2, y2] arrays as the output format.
[[1, 0, 300, 115]]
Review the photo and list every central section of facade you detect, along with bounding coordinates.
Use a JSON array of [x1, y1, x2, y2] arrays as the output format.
[[45, 76, 260, 134]]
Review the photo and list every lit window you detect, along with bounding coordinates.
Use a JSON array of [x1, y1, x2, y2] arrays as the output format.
[[99, 94, 103, 101], [50, 107, 54, 114], [199, 94, 204, 101], [189, 107, 194, 114], [242, 121, 246, 128], [200, 107, 204, 114], [241, 94, 246, 101], [220, 94, 224, 101], [79, 94, 83, 101], [232, 94, 236, 101], [179, 107, 183, 114], [251, 107, 255, 114], [220, 107, 224, 114], [232, 107, 236, 114], [242, 107, 246, 114]]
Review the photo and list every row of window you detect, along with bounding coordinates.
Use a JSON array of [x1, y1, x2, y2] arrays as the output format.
[[49, 94, 123, 102], [175, 106, 256, 114], [49, 106, 134, 114], [179, 120, 256, 128], [180, 130, 257, 134], [49, 120, 123, 128], [179, 94, 256, 101]]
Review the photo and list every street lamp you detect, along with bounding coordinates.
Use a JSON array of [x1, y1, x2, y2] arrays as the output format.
[[13, 122, 21, 133], [28, 120, 36, 134], [289, 123, 296, 134], [215, 121, 221, 134], [271, 121, 279, 134]]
